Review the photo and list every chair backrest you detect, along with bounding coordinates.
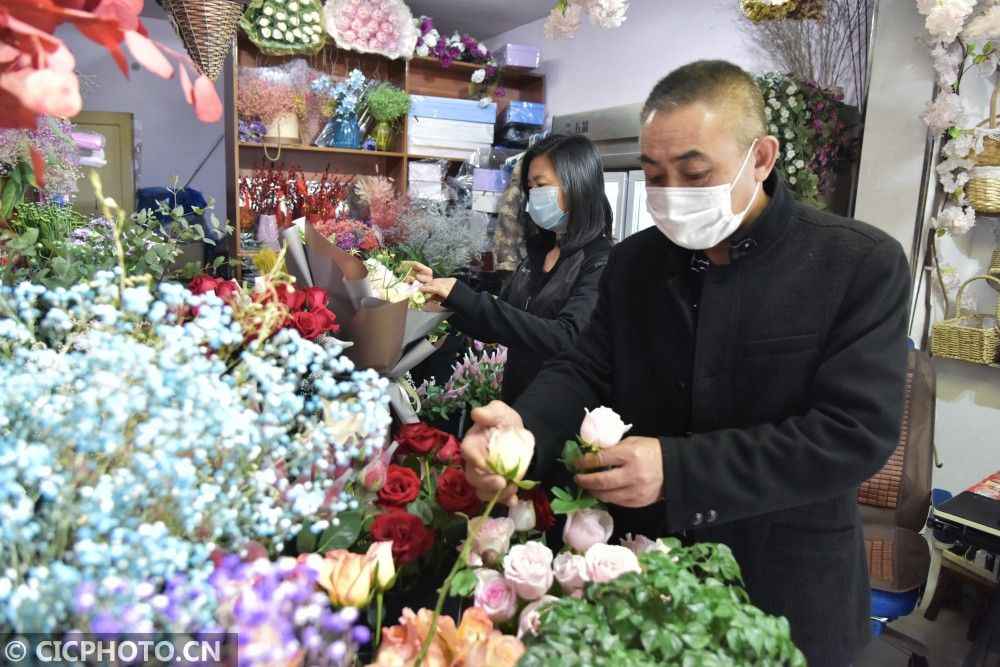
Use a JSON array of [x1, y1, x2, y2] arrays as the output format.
[[857, 348, 935, 532]]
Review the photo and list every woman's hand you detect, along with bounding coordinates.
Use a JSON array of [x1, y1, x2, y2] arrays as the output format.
[[400, 260, 434, 284], [420, 277, 457, 302]]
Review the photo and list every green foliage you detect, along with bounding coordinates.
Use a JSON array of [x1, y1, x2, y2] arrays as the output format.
[[364, 83, 411, 123], [549, 485, 601, 515], [0, 196, 232, 289], [520, 543, 806, 667]]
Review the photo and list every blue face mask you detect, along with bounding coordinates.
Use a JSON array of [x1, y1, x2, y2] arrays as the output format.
[[526, 186, 568, 232]]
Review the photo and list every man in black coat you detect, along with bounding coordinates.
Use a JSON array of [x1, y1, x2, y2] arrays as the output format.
[[459, 60, 910, 666]]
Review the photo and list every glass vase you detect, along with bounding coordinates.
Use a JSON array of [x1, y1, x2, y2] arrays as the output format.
[[373, 120, 394, 152], [328, 112, 361, 149]]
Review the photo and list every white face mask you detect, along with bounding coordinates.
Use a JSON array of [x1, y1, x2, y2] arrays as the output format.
[[645, 141, 760, 250]]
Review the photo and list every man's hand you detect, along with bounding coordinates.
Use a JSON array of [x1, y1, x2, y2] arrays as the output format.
[[460, 400, 524, 506], [575, 436, 664, 507]]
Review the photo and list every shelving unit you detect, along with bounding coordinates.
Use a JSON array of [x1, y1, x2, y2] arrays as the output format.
[[224, 36, 545, 279]]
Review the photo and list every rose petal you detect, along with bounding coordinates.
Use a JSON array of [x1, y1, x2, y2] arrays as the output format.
[[192, 74, 223, 122], [124, 30, 173, 79], [178, 62, 194, 105]]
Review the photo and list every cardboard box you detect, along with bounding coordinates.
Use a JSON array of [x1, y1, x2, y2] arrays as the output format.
[[408, 116, 495, 144], [496, 43, 540, 70], [408, 137, 494, 162], [409, 95, 497, 124], [472, 190, 503, 214], [473, 168, 510, 192]]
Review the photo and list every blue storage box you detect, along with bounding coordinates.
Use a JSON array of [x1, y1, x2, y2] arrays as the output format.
[[409, 95, 497, 124], [473, 168, 510, 192], [503, 101, 546, 128]]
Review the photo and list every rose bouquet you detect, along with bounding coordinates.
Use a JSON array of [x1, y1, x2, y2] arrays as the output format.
[[322, 0, 419, 61]]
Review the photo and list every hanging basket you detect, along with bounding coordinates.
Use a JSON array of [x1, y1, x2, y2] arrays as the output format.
[[787, 0, 826, 20], [966, 167, 1000, 214], [159, 0, 247, 81], [740, 0, 800, 23], [930, 275, 1000, 365]]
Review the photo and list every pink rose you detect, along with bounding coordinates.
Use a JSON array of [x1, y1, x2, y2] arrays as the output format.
[[620, 533, 661, 554], [517, 595, 558, 638], [343, 30, 357, 42], [473, 569, 517, 623], [336, 16, 351, 30], [584, 543, 641, 584], [552, 552, 588, 595], [502, 542, 554, 601], [351, 18, 363, 31], [471, 517, 516, 562], [579, 406, 632, 449], [563, 508, 614, 553]]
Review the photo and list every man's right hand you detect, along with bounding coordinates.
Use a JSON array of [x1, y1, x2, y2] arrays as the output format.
[[461, 400, 524, 506]]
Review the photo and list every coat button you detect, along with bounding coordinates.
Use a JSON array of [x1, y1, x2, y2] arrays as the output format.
[[690, 512, 704, 526], [706, 509, 718, 523]]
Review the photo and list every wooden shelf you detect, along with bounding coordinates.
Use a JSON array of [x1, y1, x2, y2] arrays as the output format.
[[406, 154, 468, 162], [239, 142, 405, 158], [408, 56, 544, 84]]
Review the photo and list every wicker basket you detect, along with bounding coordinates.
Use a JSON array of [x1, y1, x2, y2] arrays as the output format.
[[159, 0, 246, 81], [973, 79, 1000, 166], [966, 168, 1000, 214], [931, 275, 1000, 365], [989, 245, 1000, 280]]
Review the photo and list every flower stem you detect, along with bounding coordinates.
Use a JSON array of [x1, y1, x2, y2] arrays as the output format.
[[375, 591, 384, 647], [413, 487, 503, 665]]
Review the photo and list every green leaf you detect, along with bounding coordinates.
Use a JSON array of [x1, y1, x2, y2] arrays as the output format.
[[295, 523, 318, 554], [550, 486, 573, 501], [315, 511, 363, 553], [406, 499, 434, 526], [449, 568, 478, 597], [559, 439, 583, 473], [0, 180, 17, 220], [550, 494, 601, 515]]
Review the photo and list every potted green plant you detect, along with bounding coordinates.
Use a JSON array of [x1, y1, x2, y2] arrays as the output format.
[[364, 83, 411, 151]]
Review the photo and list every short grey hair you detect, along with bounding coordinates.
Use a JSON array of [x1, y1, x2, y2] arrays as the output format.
[[641, 60, 768, 149]]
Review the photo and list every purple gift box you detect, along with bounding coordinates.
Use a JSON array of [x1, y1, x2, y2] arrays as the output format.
[[473, 168, 510, 192], [496, 43, 540, 70]]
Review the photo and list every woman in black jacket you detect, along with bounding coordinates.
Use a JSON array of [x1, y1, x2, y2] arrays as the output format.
[[413, 134, 614, 403]]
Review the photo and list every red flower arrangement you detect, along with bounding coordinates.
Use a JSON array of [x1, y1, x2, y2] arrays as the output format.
[[370, 508, 435, 566], [187, 274, 339, 342]]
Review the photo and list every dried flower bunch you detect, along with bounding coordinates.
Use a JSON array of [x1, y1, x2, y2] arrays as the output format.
[[544, 0, 629, 40]]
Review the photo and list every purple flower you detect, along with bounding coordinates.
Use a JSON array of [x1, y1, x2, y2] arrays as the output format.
[[494, 87, 507, 98], [486, 66, 498, 79], [350, 624, 371, 645]]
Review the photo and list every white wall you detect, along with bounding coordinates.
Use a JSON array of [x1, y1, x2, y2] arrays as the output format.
[[486, 1, 768, 119], [55, 18, 227, 206], [853, 2, 1000, 495]]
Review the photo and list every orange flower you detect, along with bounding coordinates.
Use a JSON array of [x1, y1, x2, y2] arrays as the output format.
[[316, 549, 375, 608], [462, 633, 525, 667]]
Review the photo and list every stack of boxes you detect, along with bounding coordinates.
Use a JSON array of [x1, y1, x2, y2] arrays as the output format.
[[471, 167, 510, 214], [497, 100, 547, 148], [407, 95, 498, 161]]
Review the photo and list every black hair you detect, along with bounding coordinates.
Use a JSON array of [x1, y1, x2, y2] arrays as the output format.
[[519, 133, 613, 254]]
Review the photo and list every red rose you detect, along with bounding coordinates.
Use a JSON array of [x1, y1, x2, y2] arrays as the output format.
[[396, 421, 448, 457], [274, 283, 305, 311], [302, 286, 329, 311], [214, 280, 239, 301], [292, 310, 323, 340], [436, 434, 463, 467], [369, 509, 435, 565], [188, 274, 220, 295], [435, 467, 481, 515], [313, 307, 340, 335], [526, 487, 556, 532], [377, 464, 420, 508]]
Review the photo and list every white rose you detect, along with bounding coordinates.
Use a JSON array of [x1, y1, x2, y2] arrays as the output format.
[[578, 406, 631, 449], [509, 501, 536, 532], [471, 516, 516, 559], [415, 44, 430, 57], [424, 32, 438, 47], [552, 552, 588, 595], [471, 68, 486, 84], [486, 426, 534, 482]]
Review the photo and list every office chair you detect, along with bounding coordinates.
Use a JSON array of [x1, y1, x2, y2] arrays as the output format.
[[857, 348, 935, 667]]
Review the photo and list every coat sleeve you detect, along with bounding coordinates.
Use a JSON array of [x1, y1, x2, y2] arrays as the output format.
[[442, 256, 606, 359], [660, 236, 911, 532], [510, 249, 619, 480]]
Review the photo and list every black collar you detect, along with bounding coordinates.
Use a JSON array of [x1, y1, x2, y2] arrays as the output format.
[[690, 171, 790, 272]]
